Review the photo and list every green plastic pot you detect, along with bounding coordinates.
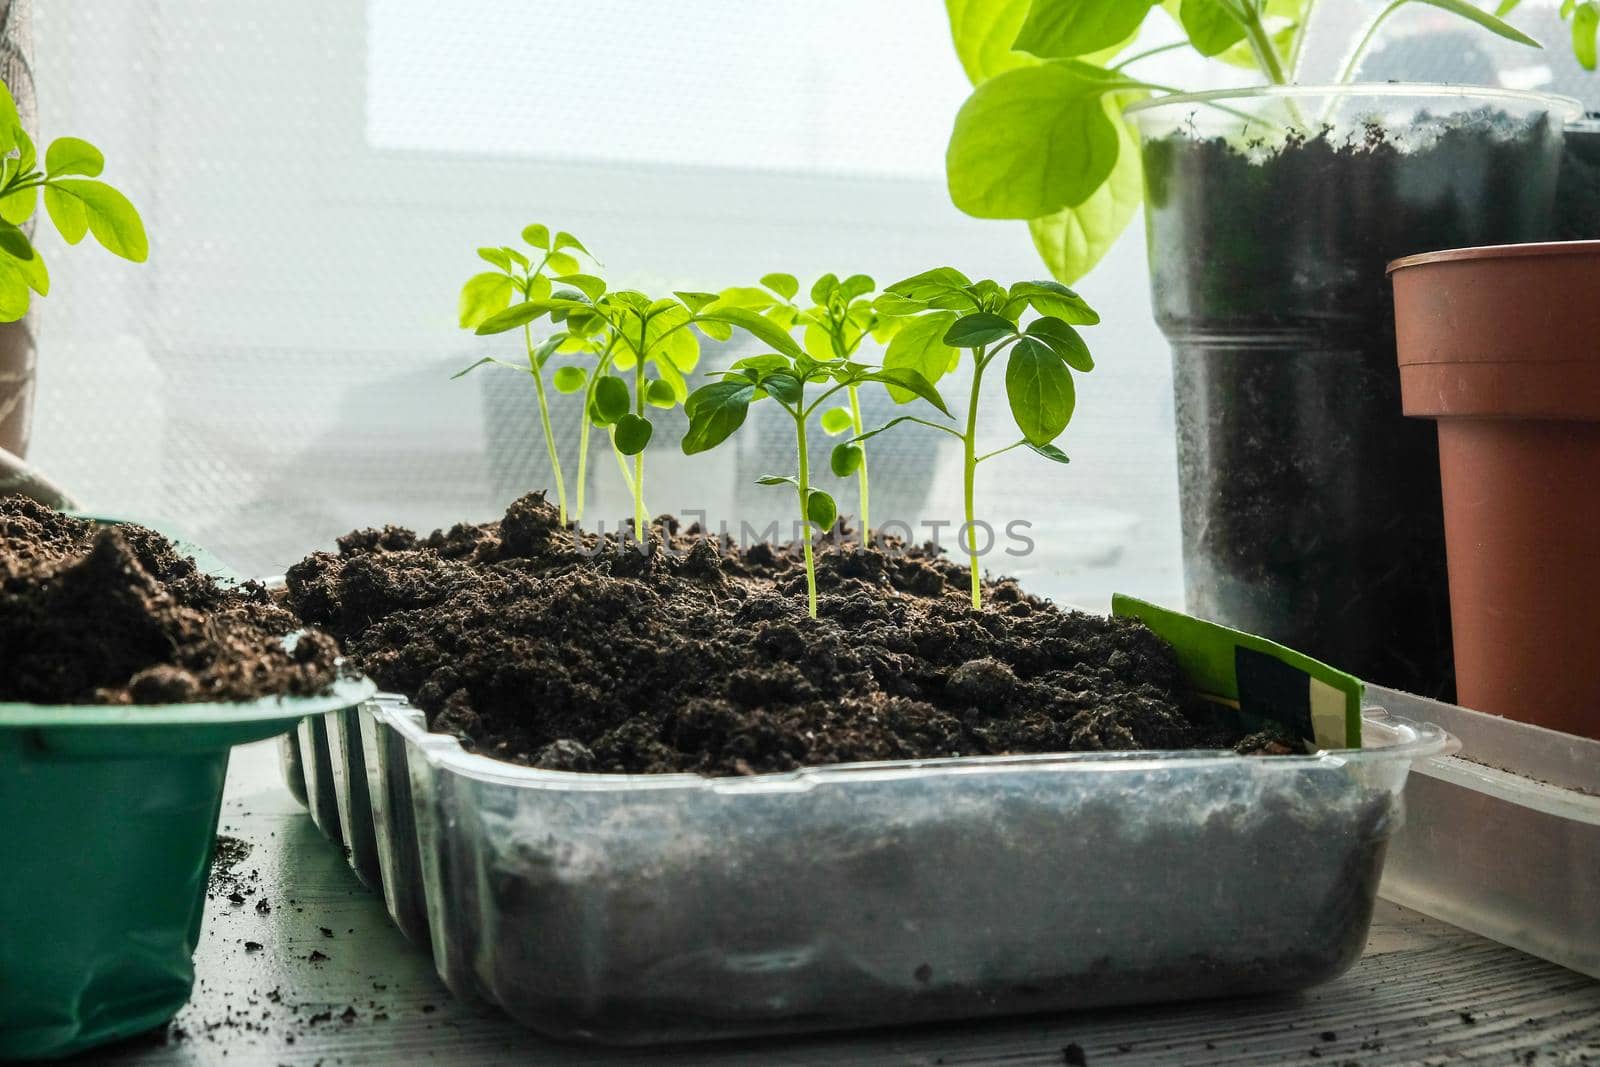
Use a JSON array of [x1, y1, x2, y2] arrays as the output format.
[[0, 517, 375, 1061]]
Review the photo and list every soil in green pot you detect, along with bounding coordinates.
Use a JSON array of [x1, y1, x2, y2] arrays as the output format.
[[0, 495, 341, 704], [1141, 107, 1562, 701], [282, 493, 1293, 777]]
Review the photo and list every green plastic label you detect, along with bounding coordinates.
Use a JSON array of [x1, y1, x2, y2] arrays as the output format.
[[1112, 594, 1364, 751]]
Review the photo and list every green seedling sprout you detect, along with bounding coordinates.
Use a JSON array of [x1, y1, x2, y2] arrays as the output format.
[[681, 325, 949, 618], [456, 224, 596, 525], [858, 267, 1098, 611], [717, 272, 902, 539], [945, 0, 1562, 285], [0, 77, 147, 321], [475, 280, 801, 539]]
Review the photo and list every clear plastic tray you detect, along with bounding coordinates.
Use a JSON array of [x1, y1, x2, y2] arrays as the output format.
[[1374, 685, 1600, 978], [283, 697, 1449, 1044]]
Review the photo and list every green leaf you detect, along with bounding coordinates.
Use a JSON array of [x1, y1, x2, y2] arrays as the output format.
[[475, 297, 590, 335], [810, 272, 839, 305], [44, 179, 147, 262], [756, 474, 797, 487], [43, 185, 87, 244], [732, 353, 793, 377], [1008, 279, 1101, 324], [1028, 441, 1071, 464], [883, 311, 960, 401], [1026, 92, 1144, 283], [451, 356, 523, 380], [882, 266, 975, 309], [850, 415, 954, 445], [0, 222, 32, 261], [0, 239, 48, 297], [476, 247, 512, 272], [553, 366, 588, 393], [682, 380, 757, 454], [820, 407, 856, 435], [1026, 316, 1095, 371], [806, 489, 837, 530], [1179, 0, 1247, 55], [614, 413, 653, 455], [762, 371, 804, 405], [943, 311, 1016, 347], [1496, 0, 1521, 12], [556, 272, 606, 301], [0, 184, 35, 227], [675, 290, 720, 313], [947, 60, 1132, 219], [865, 367, 954, 416], [839, 273, 875, 301], [523, 223, 550, 249], [760, 272, 799, 301], [591, 376, 631, 425], [1012, 0, 1157, 58], [946, 0, 1039, 84], [830, 443, 864, 477], [458, 271, 516, 329], [0, 82, 18, 156], [695, 306, 805, 359], [647, 378, 678, 407], [45, 136, 105, 178], [14, 126, 34, 173], [1575, 1, 1599, 68], [1005, 337, 1076, 445], [0, 269, 29, 321], [553, 230, 589, 255], [1408, 0, 1541, 48], [546, 251, 581, 276]]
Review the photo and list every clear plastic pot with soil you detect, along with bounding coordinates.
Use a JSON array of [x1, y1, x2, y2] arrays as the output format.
[[0, 496, 373, 1062], [1128, 85, 1576, 701], [1554, 115, 1600, 240], [275, 494, 1452, 1043]]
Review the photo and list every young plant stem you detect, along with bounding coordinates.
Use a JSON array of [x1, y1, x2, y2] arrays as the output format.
[[794, 410, 819, 619], [847, 384, 869, 538], [632, 359, 647, 538], [1234, 0, 1291, 84], [961, 348, 989, 611], [610, 432, 647, 516], [523, 322, 568, 524]]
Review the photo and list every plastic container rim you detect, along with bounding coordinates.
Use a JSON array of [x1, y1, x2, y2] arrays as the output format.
[[0, 672, 376, 728], [368, 695, 1452, 794], [1124, 83, 1583, 120]]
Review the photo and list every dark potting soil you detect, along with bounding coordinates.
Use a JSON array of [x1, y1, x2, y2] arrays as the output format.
[[282, 493, 1283, 777], [0, 495, 341, 704], [1553, 120, 1600, 239], [1142, 108, 1563, 701]]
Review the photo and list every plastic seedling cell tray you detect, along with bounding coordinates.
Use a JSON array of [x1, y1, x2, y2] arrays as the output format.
[[283, 599, 1452, 1044], [0, 518, 376, 1062]]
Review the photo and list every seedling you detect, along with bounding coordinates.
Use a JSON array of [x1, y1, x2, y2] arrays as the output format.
[[858, 267, 1098, 610], [681, 337, 949, 618], [475, 281, 800, 538], [0, 78, 146, 321], [945, 0, 1562, 284], [456, 224, 596, 525], [718, 272, 902, 538]]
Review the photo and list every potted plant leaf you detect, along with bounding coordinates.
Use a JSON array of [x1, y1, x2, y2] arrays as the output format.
[[942, 0, 1581, 700]]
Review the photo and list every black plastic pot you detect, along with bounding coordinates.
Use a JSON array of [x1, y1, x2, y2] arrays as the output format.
[[1128, 85, 1573, 699]]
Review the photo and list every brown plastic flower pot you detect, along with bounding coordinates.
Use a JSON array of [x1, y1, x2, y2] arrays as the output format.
[[1389, 241, 1600, 739]]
